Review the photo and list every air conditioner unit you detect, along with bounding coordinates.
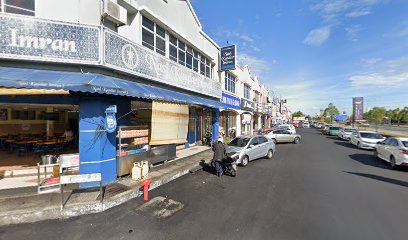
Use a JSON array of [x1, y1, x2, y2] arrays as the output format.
[[103, 0, 127, 26]]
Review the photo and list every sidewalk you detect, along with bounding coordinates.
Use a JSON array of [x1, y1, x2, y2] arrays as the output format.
[[0, 146, 213, 226]]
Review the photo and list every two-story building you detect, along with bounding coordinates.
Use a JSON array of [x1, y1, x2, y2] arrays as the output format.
[[0, 0, 222, 185]]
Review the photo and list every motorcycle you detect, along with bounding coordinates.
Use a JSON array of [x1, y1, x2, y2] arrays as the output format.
[[211, 152, 238, 177], [203, 130, 212, 146]]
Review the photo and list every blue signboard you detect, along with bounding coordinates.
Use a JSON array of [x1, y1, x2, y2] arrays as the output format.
[[105, 105, 117, 133], [221, 92, 240, 110], [220, 45, 236, 71]]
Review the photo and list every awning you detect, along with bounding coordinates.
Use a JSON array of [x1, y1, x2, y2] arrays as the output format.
[[0, 67, 223, 109]]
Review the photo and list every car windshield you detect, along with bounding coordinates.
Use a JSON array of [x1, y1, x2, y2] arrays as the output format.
[[330, 127, 340, 130], [264, 130, 273, 134], [228, 137, 250, 147], [344, 128, 356, 132], [402, 141, 408, 147], [360, 132, 383, 139]]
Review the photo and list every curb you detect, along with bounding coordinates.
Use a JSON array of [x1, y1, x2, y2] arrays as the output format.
[[0, 161, 204, 226]]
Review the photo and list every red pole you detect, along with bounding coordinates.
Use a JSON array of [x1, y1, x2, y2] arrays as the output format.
[[143, 185, 149, 201]]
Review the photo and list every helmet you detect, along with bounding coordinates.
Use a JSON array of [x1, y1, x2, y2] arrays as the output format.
[[217, 137, 223, 143]]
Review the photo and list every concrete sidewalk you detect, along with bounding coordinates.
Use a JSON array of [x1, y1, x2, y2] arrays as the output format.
[[0, 147, 213, 226]]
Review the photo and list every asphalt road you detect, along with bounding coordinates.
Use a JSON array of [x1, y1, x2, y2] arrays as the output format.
[[2, 128, 408, 240]]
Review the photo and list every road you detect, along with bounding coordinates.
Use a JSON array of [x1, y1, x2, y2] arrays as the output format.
[[2, 128, 408, 240]]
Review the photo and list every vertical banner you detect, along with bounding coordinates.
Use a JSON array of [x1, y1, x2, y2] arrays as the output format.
[[220, 45, 236, 71], [353, 97, 364, 121]]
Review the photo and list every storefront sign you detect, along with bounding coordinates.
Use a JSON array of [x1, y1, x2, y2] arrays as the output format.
[[104, 30, 221, 98], [353, 97, 364, 121], [105, 105, 117, 133], [268, 106, 272, 116], [0, 14, 100, 64], [221, 92, 240, 110], [240, 98, 254, 111], [242, 114, 251, 124], [220, 45, 236, 71]]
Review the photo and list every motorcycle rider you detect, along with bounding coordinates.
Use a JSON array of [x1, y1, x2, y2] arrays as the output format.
[[212, 137, 225, 177]]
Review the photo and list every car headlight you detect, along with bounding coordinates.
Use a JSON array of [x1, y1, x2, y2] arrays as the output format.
[[231, 152, 240, 160]]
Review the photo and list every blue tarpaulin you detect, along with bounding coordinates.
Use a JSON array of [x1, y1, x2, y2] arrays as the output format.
[[334, 115, 348, 121], [0, 67, 223, 109]]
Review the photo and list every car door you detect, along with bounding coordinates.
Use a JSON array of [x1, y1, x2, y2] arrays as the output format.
[[272, 130, 283, 142], [247, 137, 260, 160], [281, 130, 293, 142], [386, 138, 399, 161], [257, 136, 269, 158], [351, 132, 359, 145]]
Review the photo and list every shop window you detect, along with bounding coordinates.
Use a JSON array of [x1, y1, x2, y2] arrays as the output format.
[[0, 109, 8, 120], [244, 84, 251, 99], [225, 72, 236, 93], [2, 0, 35, 16], [142, 16, 166, 56], [12, 110, 36, 120]]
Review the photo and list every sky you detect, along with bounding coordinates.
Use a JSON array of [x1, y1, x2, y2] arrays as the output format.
[[190, 0, 408, 116]]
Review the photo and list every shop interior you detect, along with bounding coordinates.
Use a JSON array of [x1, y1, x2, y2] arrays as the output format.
[[0, 103, 79, 173]]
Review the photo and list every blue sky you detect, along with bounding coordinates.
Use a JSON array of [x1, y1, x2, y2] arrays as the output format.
[[191, 0, 408, 115]]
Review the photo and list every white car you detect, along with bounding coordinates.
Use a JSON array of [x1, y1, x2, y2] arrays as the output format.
[[350, 131, 386, 149], [338, 128, 356, 140], [303, 122, 310, 128], [277, 124, 296, 134], [374, 137, 408, 169]]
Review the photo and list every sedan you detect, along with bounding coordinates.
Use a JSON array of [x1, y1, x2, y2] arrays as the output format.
[[338, 128, 356, 140], [321, 124, 332, 135], [349, 131, 386, 149], [226, 135, 276, 167], [374, 137, 408, 169], [265, 129, 301, 144], [327, 126, 341, 136]]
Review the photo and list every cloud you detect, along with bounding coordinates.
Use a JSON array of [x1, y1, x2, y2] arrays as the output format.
[[303, 26, 331, 46], [346, 9, 371, 17], [345, 25, 361, 42], [361, 57, 382, 65], [238, 53, 272, 79], [349, 57, 408, 88]]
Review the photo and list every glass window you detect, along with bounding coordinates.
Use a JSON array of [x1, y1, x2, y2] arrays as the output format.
[[200, 56, 205, 75], [225, 72, 236, 93], [186, 47, 193, 69], [170, 34, 178, 45], [205, 60, 211, 78], [193, 50, 199, 72], [244, 84, 251, 99], [142, 16, 154, 31], [228, 137, 250, 147], [402, 141, 408, 147], [170, 44, 178, 62], [178, 41, 185, 65], [156, 25, 165, 38], [3, 0, 35, 16], [259, 137, 268, 144], [142, 28, 154, 50], [142, 16, 166, 56]]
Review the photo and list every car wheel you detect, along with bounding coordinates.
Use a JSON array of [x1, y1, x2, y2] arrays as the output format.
[[390, 156, 397, 169], [272, 138, 277, 144], [357, 142, 361, 149], [294, 137, 300, 144], [373, 149, 379, 158], [241, 156, 249, 167], [266, 149, 273, 159]]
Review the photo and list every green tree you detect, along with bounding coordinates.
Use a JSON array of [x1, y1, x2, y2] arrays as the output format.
[[398, 107, 408, 125], [370, 107, 386, 131], [323, 103, 340, 123], [292, 111, 304, 117]]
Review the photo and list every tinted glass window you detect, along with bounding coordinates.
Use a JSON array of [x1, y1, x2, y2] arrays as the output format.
[[360, 132, 383, 139], [4, 0, 35, 16], [282, 131, 291, 134], [142, 16, 154, 31], [250, 138, 259, 146], [259, 137, 268, 144], [330, 127, 340, 130], [228, 137, 250, 147], [402, 141, 408, 147], [142, 29, 154, 50], [390, 139, 399, 146]]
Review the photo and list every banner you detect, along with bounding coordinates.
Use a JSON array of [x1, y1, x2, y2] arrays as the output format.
[[220, 45, 236, 71], [241, 98, 254, 111], [353, 97, 364, 121], [221, 92, 240, 110]]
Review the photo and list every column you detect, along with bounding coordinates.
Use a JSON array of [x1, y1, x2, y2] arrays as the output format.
[[235, 112, 241, 137], [211, 109, 219, 143], [46, 106, 54, 138], [79, 96, 117, 186]]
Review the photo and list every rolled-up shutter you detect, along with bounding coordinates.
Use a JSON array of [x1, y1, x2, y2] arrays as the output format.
[[150, 101, 189, 145]]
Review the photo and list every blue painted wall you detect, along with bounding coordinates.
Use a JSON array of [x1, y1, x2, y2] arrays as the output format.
[[212, 109, 220, 143]]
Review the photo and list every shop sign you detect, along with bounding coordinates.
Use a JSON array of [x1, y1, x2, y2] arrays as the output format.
[[221, 92, 240, 110], [268, 106, 272, 116], [220, 45, 236, 71], [353, 97, 364, 121], [240, 98, 254, 111], [0, 14, 100, 64], [105, 105, 117, 133], [104, 30, 221, 98], [242, 114, 251, 124]]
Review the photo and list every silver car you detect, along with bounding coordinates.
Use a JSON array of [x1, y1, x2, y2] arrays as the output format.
[[265, 129, 301, 144], [226, 135, 276, 167]]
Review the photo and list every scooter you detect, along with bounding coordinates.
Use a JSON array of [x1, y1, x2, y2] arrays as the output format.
[[211, 153, 238, 177]]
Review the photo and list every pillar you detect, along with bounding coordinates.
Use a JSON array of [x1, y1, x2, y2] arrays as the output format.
[[46, 106, 54, 138], [236, 112, 241, 137], [79, 96, 117, 186], [212, 109, 219, 143]]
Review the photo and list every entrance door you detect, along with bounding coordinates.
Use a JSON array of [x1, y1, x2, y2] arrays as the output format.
[[188, 117, 196, 145]]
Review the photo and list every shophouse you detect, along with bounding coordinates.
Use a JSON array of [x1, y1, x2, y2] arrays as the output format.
[[0, 0, 222, 185]]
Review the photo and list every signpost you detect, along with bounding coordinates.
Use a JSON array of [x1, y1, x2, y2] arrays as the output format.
[[220, 45, 236, 71]]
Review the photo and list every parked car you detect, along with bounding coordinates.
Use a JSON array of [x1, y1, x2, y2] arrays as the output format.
[[374, 137, 408, 168], [303, 122, 310, 128], [277, 124, 296, 134], [338, 128, 357, 140], [226, 135, 276, 167], [265, 129, 301, 144], [374, 137, 408, 169], [293, 123, 300, 128], [327, 126, 341, 136], [321, 124, 332, 135], [315, 122, 323, 129], [349, 131, 386, 149]]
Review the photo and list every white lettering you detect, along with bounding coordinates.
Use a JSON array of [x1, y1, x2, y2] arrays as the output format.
[[51, 40, 63, 51], [9, 28, 18, 47]]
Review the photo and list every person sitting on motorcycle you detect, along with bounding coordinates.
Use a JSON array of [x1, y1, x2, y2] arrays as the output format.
[[212, 137, 225, 177]]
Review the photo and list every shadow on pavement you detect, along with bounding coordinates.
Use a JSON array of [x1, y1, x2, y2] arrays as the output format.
[[344, 171, 408, 188], [334, 141, 356, 149], [349, 153, 391, 169], [200, 160, 216, 176]]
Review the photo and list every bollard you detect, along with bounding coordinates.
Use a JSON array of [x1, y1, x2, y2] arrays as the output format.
[[140, 179, 152, 201]]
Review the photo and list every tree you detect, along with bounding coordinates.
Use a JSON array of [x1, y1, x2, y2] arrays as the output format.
[[370, 107, 386, 131], [292, 111, 304, 118], [323, 103, 340, 123]]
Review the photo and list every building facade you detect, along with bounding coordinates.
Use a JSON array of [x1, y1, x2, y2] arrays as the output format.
[[0, 0, 222, 185]]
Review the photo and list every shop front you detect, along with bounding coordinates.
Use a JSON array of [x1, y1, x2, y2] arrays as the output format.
[[219, 92, 240, 139], [0, 14, 222, 186], [240, 98, 254, 135]]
